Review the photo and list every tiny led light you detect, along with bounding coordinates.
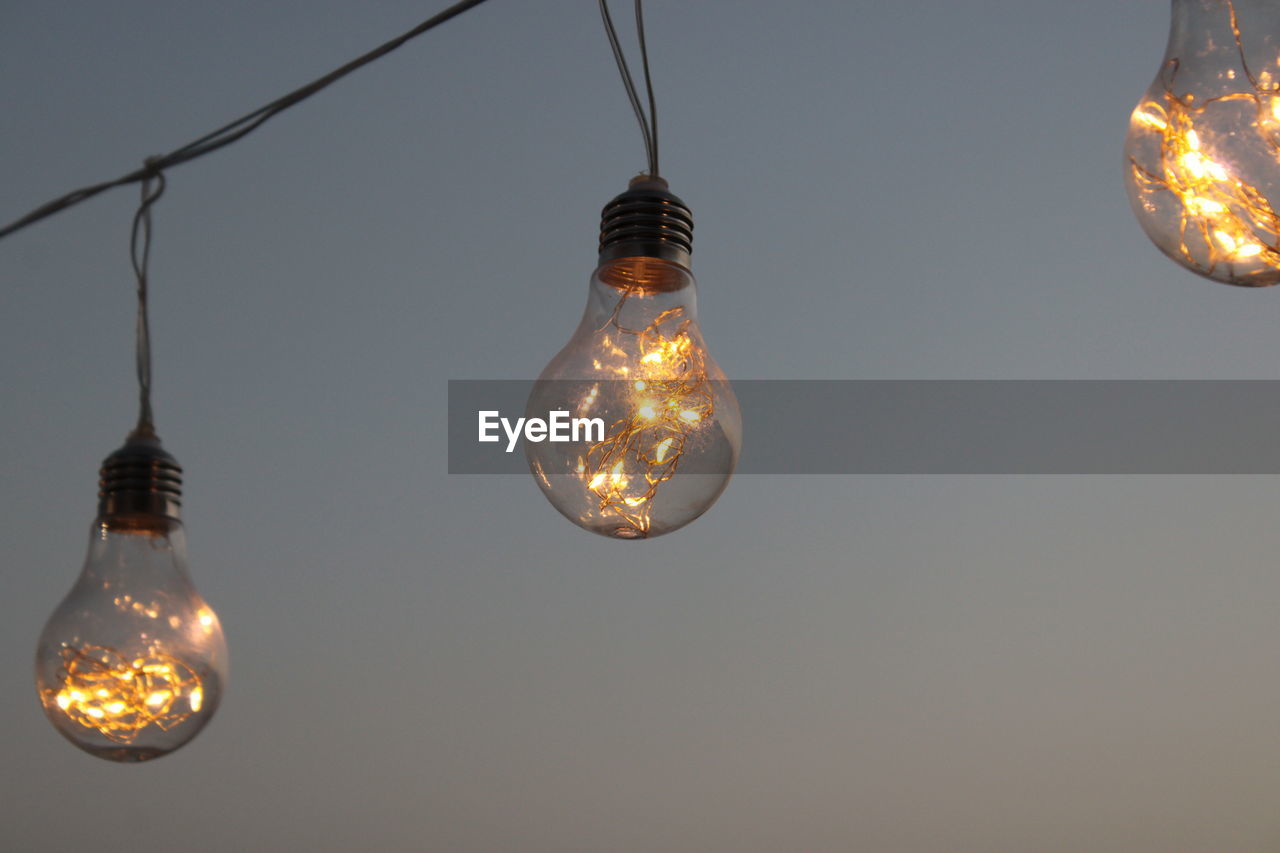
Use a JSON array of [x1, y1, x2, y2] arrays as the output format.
[[47, 645, 205, 746], [1126, 0, 1280, 284]]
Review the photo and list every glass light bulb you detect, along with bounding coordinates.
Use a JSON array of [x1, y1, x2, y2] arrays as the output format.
[[527, 251, 741, 539], [34, 433, 226, 762], [1126, 0, 1280, 286]]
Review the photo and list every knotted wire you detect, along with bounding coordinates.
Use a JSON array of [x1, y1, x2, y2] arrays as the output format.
[[0, 0, 492, 241]]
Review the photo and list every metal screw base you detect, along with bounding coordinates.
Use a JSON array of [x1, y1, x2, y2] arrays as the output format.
[[97, 428, 183, 531], [597, 175, 694, 269]]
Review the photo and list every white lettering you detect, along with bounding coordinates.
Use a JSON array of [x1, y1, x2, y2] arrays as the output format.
[[481, 410, 600, 452], [501, 417, 525, 453], [549, 410, 570, 442], [573, 416, 604, 442], [478, 411, 500, 442]]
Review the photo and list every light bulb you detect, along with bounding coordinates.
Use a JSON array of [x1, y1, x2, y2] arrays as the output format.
[[1126, 0, 1280, 286], [526, 177, 741, 539], [35, 430, 227, 762]]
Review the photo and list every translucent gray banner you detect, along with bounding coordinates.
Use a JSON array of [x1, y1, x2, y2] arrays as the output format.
[[448, 380, 1280, 474]]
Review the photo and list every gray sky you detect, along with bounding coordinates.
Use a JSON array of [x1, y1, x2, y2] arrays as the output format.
[[4, 1, 1280, 850]]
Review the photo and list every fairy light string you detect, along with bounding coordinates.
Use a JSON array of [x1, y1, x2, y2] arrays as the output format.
[[580, 294, 713, 535], [51, 645, 204, 745], [1128, 0, 1280, 279]]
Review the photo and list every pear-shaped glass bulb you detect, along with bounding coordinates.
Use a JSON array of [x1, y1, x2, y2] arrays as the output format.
[[1126, 0, 1280, 286], [34, 434, 227, 762], [527, 253, 741, 539]]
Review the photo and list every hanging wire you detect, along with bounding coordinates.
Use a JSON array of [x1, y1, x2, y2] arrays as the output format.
[[634, 0, 659, 176], [0, 0, 492, 241], [129, 161, 166, 437], [599, 0, 661, 177]]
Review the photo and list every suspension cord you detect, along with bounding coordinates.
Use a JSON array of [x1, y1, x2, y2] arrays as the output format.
[[0, 0, 492, 241], [129, 162, 166, 438], [634, 0, 659, 176], [599, 0, 661, 177]]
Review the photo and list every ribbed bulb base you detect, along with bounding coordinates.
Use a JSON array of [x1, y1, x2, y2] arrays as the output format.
[[97, 428, 182, 532], [598, 175, 694, 268]]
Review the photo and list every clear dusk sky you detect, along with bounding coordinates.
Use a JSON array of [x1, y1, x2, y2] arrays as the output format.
[[4, 1, 1280, 850]]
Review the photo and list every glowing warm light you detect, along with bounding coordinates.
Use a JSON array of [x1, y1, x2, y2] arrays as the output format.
[[47, 645, 204, 745], [527, 190, 741, 542], [1126, 0, 1280, 284], [1136, 110, 1168, 130], [568, 305, 719, 536], [1187, 197, 1226, 214]]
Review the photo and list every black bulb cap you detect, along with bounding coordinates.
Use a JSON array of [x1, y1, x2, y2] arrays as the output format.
[[97, 428, 182, 530], [598, 175, 693, 269]]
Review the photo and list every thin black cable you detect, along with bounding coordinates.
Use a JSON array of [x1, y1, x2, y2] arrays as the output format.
[[599, 0, 656, 176], [634, 0, 659, 176], [0, 0, 492, 241], [129, 161, 166, 437]]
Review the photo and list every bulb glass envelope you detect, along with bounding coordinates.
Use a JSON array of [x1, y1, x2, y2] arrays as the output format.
[[1127, 0, 1280, 286], [527, 255, 740, 539], [34, 435, 227, 762]]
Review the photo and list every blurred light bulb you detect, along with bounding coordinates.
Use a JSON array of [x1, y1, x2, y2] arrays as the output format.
[[1126, 0, 1280, 286], [35, 430, 227, 762], [527, 177, 741, 539]]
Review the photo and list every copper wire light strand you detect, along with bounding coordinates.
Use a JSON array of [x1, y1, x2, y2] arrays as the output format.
[[1128, 0, 1280, 279]]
